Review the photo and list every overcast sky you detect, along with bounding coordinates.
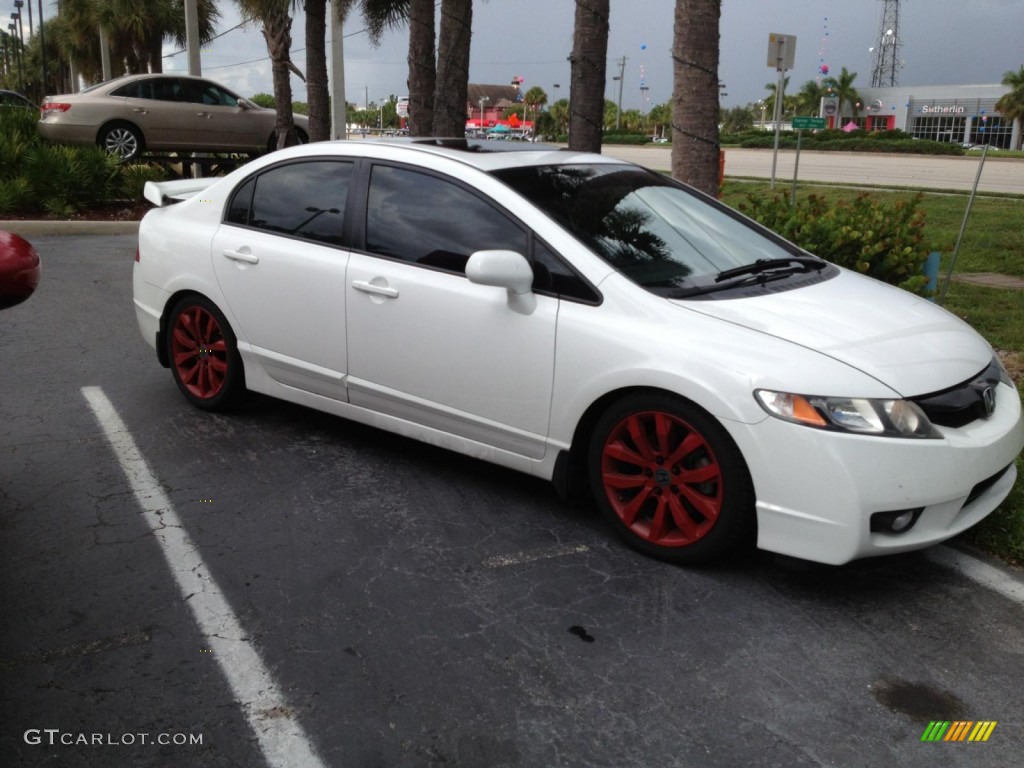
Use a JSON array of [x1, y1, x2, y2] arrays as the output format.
[[123, 1, 1024, 108]]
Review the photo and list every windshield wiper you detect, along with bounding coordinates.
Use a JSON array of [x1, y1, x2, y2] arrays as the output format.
[[667, 271, 797, 298], [714, 256, 826, 283]]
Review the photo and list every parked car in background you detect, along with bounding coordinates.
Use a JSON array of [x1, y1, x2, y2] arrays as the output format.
[[133, 140, 1023, 567], [0, 89, 36, 109], [0, 231, 41, 310], [38, 74, 309, 162]]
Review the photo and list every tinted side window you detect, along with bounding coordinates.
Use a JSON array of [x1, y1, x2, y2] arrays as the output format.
[[226, 177, 255, 226], [366, 165, 527, 274], [230, 162, 353, 246], [185, 80, 240, 107], [533, 241, 600, 303]]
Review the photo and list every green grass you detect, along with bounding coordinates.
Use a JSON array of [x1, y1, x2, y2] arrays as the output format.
[[722, 182, 1024, 565]]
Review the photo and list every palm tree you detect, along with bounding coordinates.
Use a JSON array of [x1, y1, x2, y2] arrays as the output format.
[[761, 75, 790, 123], [52, 0, 218, 83], [304, 0, 332, 142], [568, 0, 609, 152], [671, 0, 721, 195], [996, 65, 1024, 149], [523, 85, 546, 132], [647, 101, 671, 139], [235, 0, 302, 149], [405, 0, 434, 135], [433, 0, 472, 136], [824, 66, 859, 118], [795, 79, 826, 117]]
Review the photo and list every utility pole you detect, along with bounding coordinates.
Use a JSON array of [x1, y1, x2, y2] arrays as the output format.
[[612, 55, 627, 131], [184, 0, 201, 76]]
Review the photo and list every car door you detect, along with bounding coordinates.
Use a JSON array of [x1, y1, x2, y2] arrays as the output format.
[[116, 77, 192, 148], [211, 159, 355, 400], [183, 79, 265, 151], [345, 162, 557, 459]]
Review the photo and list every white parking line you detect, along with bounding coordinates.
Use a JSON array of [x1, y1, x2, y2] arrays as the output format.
[[482, 543, 590, 568], [928, 546, 1024, 607], [82, 387, 328, 768]]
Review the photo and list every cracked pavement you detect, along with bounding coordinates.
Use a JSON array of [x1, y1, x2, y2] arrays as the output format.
[[2, 233, 1023, 767]]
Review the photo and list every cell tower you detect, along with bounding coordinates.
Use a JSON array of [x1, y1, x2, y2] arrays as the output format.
[[870, 0, 903, 87]]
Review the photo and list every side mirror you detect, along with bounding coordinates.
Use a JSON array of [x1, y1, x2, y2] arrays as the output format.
[[466, 250, 533, 294], [466, 249, 536, 314]]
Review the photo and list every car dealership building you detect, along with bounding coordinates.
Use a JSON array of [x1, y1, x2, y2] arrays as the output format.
[[824, 83, 1021, 149]]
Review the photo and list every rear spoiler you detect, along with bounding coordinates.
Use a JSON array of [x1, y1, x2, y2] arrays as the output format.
[[143, 178, 218, 207]]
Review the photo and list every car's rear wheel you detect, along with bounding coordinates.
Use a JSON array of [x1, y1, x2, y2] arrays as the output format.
[[166, 296, 245, 411], [99, 122, 143, 161], [589, 393, 755, 564]]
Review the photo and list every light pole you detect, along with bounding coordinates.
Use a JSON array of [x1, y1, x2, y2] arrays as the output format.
[[9, 13, 23, 93], [479, 95, 489, 135], [37, 0, 46, 97]]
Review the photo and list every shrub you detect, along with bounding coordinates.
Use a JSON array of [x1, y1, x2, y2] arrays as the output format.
[[603, 132, 650, 145], [118, 162, 169, 201], [737, 191, 932, 295], [0, 103, 165, 214]]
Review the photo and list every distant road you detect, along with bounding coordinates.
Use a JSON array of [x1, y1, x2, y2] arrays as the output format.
[[602, 146, 1024, 195]]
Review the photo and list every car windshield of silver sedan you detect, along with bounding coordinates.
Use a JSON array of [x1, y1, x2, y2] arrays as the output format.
[[494, 164, 828, 297]]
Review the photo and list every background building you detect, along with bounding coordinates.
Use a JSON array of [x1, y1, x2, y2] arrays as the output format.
[[829, 83, 1020, 149]]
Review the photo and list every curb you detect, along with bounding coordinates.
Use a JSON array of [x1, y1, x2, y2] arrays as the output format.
[[0, 220, 140, 237]]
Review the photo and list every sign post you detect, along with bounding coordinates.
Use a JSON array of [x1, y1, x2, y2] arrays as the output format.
[[788, 118, 824, 204], [767, 33, 796, 189]]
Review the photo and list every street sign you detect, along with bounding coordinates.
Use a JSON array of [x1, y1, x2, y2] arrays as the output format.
[[767, 33, 796, 71], [792, 116, 826, 130]]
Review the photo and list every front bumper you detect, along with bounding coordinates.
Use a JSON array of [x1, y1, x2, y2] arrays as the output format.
[[728, 381, 1024, 565]]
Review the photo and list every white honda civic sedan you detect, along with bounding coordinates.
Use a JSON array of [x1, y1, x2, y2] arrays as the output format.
[[133, 140, 1024, 566]]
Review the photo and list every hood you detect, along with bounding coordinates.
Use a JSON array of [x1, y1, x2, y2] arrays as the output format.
[[674, 269, 991, 397]]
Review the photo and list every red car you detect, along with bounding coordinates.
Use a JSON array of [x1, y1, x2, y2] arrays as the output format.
[[0, 231, 41, 309]]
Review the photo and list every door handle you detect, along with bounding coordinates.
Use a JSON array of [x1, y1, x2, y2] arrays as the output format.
[[132, 108, 148, 114], [223, 249, 259, 264], [196, 111, 211, 118], [352, 280, 399, 298]]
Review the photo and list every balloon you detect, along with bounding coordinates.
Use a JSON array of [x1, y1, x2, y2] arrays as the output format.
[[820, 64, 829, 75], [640, 43, 647, 50]]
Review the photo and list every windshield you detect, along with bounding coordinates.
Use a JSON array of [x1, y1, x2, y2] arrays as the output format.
[[493, 164, 802, 294]]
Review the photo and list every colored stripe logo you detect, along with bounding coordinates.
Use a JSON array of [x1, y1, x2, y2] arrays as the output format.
[[921, 721, 997, 742]]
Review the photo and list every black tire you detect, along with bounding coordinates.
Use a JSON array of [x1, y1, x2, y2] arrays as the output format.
[[99, 121, 143, 161], [588, 393, 755, 564], [166, 295, 246, 411]]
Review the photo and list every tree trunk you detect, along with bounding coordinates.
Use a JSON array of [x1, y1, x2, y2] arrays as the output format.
[[568, 0, 609, 152], [433, 0, 472, 137], [305, 0, 330, 141], [262, 6, 297, 149], [671, 0, 722, 196], [407, 0, 435, 136]]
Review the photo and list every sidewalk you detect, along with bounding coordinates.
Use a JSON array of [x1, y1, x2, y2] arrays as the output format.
[[952, 272, 1024, 290]]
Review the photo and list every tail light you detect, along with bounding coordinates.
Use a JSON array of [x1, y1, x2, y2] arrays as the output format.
[[40, 102, 72, 116]]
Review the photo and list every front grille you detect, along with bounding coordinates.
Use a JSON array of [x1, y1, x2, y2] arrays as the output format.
[[963, 464, 1013, 509], [912, 360, 1003, 429]]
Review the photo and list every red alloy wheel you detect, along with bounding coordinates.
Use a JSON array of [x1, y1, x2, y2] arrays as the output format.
[[171, 305, 229, 400], [599, 410, 724, 547]]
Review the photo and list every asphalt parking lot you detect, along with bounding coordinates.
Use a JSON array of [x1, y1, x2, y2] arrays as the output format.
[[2, 233, 1023, 767]]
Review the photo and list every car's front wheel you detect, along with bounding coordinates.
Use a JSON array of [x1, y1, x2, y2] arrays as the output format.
[[166, 295, 245, 411], [99, 122, 143, 161], [589, 393, 755, 564]]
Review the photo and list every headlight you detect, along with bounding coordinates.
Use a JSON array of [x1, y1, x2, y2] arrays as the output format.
[[994, 354, 1014, 387], [755, 390, 941, 438]]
